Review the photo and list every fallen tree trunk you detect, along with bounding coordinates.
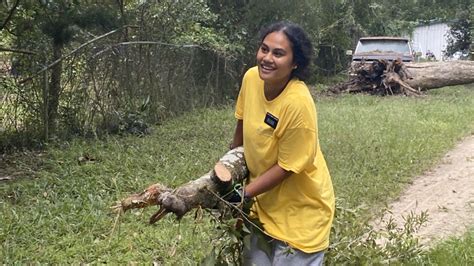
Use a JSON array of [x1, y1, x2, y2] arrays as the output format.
[[329, 60, 474, 96], [112, 147, 248, 224], [405, 61, 474, 90]]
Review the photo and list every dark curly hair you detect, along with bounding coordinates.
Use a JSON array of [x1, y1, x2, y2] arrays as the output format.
[[259, 21, 313, 81]]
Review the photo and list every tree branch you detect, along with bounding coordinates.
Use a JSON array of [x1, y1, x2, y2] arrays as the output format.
[[19, 25, 138, 84], [112, 147, 248, 224], [0, 47, 37, 55], [90, 41, 201, 59], [0, 0, 20, 32]]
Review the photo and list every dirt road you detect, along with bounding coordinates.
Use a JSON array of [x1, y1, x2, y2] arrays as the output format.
[[377, 135, 474, 245]]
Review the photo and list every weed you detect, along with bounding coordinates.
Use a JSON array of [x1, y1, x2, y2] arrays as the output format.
[[327, 200, 428, 264]]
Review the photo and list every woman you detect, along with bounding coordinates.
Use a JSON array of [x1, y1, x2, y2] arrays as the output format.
[[229, 21, 335, 265]]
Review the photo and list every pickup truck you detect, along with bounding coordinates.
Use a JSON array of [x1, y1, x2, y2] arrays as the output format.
[[349, 36, 414, 74]]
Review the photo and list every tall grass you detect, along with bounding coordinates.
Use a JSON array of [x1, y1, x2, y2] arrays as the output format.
[[1, 85, 473, 264]]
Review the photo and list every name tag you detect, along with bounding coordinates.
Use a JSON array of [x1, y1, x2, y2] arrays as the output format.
[[264, 112, 279, 129]]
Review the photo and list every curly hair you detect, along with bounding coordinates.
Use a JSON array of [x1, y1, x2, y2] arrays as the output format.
[[259, 21, 313, 81]]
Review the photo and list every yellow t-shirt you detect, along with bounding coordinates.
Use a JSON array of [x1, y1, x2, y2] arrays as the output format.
[[235, 66, 335, 253]]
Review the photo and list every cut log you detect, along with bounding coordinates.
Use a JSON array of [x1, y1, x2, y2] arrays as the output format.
[[211, 148, 249, 191], [329, 60, 474, 96], [112, 147, 248, 224]]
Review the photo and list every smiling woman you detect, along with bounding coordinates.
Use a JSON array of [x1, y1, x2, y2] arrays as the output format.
[[228, 21, 335, 266], [256, 31, 296, 101]]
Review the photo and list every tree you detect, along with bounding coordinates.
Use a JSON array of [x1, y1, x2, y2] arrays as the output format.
[[2, 1, 118, 138], [38, 2, 118, 135], [2, 0, 472, 151], [0, 0, 20, 32], [444, 8, 471, 59]]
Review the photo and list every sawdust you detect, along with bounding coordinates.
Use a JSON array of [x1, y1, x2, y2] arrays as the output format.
[[375, 135, 474, 246]]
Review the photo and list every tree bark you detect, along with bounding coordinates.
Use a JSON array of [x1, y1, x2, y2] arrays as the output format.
[[329, 60, 474, 96], [112, 147, 248, 224], [405, 61, 474, 90], [48, 42, 63, 135]]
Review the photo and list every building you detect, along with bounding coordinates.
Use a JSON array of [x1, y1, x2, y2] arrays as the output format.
[[411, 21, 451, 61]]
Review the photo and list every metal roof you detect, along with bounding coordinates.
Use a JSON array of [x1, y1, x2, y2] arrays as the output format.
[[359, 36, 409, 41]]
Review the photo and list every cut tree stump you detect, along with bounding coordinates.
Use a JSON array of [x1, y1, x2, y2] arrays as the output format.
[[112, 147, 248, 224], [329, 60, 474, 96]]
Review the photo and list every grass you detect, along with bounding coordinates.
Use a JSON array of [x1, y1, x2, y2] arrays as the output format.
[[319, 86, 474, 210], [421, 229, 474, 265], [1, 109, 236, 264], [1, 85, 474, 264]]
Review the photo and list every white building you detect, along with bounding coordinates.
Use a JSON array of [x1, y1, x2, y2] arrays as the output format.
[[411, 22, 451, 61]]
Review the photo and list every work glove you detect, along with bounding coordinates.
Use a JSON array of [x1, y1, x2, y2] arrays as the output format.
[[223, 183, 251, 206], [222, 183, 254, 231]]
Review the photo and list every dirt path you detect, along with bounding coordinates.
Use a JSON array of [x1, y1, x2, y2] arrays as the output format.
[[376, 135, 474, 246]]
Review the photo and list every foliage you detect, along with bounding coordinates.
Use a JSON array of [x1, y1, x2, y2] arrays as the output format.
[[444, 8, 472, 58], [1, 86, 473, 263], [1, 0, 243, 151], [0, 0, 19, 32], [127, 0, 236, 53], [327, 200, 428, 264], [1, 0, 472, 150]]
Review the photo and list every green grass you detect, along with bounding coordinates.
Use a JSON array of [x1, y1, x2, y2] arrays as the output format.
[[1, 85, 473, 264], [0, 109, 236, 264], [319, 86, 474, 210], [421, 229, 474, 265]]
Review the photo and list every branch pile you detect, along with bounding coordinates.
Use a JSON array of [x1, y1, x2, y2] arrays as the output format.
[[112, 147, 248, 224], [329, 60, 474, 96]]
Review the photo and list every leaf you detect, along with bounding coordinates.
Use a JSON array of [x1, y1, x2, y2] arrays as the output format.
[[200, 247, 217, 266]]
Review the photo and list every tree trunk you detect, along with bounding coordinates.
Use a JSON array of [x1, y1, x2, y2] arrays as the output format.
[[112, 147, 248, 224], [48, 42, 63, 134], [329, 60, 474, 96], [405, 61, 474, 90]]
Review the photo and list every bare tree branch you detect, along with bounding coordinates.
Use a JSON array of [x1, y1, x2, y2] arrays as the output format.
[[19, 25, 138, 84], [90, 41, 201, 58], [0, 47, 37, 55], [0, 0, 20, 32]]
